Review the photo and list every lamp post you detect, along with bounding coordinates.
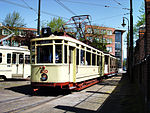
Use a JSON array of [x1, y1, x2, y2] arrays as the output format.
[[122, 17, 130, 75]]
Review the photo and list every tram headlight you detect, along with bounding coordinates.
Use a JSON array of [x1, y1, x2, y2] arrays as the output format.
[[40, 73, 48, 81]]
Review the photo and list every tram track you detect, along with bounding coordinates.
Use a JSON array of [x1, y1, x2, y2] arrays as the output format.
[[0, 95, 28, 104], [3, 95, 64, 113]]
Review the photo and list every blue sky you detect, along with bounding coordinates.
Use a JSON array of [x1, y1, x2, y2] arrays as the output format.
[[0, 0, 144, 58]]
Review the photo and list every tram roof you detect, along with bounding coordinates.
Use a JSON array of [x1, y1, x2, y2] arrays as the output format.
[[0, 46, 29, 51], [31, 35, 104, 54]]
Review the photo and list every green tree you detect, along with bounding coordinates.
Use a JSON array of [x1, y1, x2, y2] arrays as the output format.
[[47, 17, 66, 32], [3, 11, 26, 27], [89, 25, 108, 52], [91, 35, 108, 52], [134, 2, 145, 38]]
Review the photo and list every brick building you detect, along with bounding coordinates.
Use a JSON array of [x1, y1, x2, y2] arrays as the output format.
[[134, 25, 145, 64], [85, 25, 116, 55], [85, 25, 124, 68]]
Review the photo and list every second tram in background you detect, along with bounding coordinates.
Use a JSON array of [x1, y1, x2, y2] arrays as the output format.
[[30, 28, 118, 91], [0, 46, 31, 80]]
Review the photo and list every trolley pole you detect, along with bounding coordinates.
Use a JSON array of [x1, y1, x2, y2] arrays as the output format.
[[130, 0, 134, 82], [37, 0, 41, 36]]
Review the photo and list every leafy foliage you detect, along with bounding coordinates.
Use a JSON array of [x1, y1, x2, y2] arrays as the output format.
[[47, 17, 66, 32], [134, 2, 145, 38], [91, 36, 108, 52], [3, 11, 26, 27]]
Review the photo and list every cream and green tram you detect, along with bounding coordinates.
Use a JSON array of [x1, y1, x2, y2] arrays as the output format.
[[30, 35, 105, 90]]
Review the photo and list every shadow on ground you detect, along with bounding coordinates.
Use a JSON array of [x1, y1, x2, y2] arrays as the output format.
[[5, 85, 71, 96]]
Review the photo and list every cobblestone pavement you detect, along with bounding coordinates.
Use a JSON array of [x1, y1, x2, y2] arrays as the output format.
[[0, 75, 142, 113]]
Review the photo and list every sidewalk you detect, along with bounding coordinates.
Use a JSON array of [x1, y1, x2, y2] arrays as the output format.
[[97, 74, 145, 113]]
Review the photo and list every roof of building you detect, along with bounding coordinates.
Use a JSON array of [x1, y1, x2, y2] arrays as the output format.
[[0, 26, 37, 31]]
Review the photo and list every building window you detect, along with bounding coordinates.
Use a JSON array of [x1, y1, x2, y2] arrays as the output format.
[[107, 30, 112, 35], [86, 37, 93, 41], [107, 47, 113, 52], [0, 53, 2, 63], [107, 38, 112, 44], [94, 29, 99, 34], [100, 29, 106, 34], [87, 28, 92, 33], [3, 29, 9, 35]]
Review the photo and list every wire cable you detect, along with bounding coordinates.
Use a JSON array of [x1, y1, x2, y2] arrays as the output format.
[[54, 0, 77, 15], [21, 0, 37, 13], [60, 0, 130, 10], [111, 0, 129, 9], [93, 13, 129, 21], [0, 0, 69, 20]]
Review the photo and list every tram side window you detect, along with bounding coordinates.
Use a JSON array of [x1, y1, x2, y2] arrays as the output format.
[[37, 45, 53, 63], [19, 54, 24, 64], [92, 54, 96, 66], [86, 52, 91, 65], [0, 53, 2, 63], [55, 45, 62, 63], [105, 56, 108, 65], [76, 49, 79, 65], [81, 50, 85, 65], [69, 47, 73, 64], [97, 55, 100, 66], [7, 54, 11, 64], [25, 55, 30, 64], [100, 56, 103, 66], [32, 55, 35, 64], [64, 45, 67, 64], [12, 53, 16, 64]]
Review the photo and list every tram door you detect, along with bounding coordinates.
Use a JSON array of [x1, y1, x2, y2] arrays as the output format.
[[69, 47, 76, 83], [12, 52, 24, 78]]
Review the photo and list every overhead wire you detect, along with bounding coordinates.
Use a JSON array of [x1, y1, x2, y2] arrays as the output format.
[[54, 0, 77, 15], [0, 0, 69, 20], [21, 0, 37, 14], [111, 0, 129, 9], [93, 13, 129, 22], [59, 0, 130, 10]]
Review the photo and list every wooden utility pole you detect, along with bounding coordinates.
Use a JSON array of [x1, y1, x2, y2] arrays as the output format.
[[37, 0, 41, 36]]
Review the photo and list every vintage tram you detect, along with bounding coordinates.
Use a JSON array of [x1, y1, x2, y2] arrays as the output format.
[[30, 31, 118, 91], [0, 46, 31, 80]]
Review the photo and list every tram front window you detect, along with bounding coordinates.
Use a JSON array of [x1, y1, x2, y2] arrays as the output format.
[[55, 45, 62, 63], [37, 45, 53, 63]]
